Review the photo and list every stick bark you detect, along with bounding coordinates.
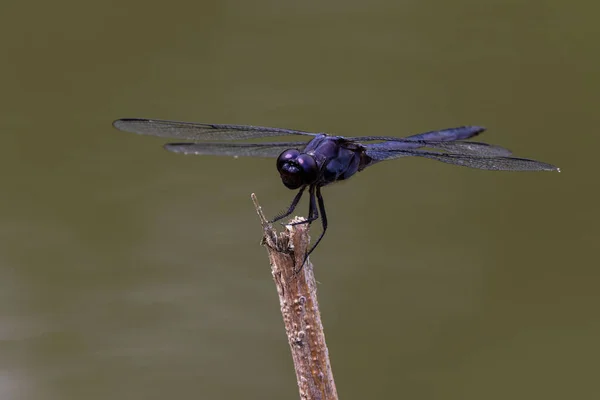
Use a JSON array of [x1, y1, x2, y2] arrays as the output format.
[[251, 193, 338, 400]]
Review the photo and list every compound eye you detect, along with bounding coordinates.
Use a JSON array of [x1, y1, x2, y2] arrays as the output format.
[[276, 150, 319, 189], [277, 149, 300, 171], [296, 154, 318, 183]]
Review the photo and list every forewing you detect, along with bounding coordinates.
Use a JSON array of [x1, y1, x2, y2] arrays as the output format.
[[113, 118, 317, 140], [164, 142, 307, 158], [366, 149, 559, 172]]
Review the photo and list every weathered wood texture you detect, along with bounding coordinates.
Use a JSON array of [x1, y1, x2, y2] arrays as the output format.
[[252, 193, 337, 400]]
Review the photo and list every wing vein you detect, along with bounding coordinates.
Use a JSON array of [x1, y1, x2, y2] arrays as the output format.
[[113, 118, 317, 140]]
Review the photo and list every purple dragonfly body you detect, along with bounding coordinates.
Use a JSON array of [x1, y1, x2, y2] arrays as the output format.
[[113, 118, 559, 261]]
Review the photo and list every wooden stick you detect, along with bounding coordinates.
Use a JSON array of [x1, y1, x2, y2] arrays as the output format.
[[251, 193, 338, 400]]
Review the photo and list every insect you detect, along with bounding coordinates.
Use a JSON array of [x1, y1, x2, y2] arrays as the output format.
[[113, 118, 559, 262]]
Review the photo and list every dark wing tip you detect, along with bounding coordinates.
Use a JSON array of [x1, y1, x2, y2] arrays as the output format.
[[538, 163, 561, 172], [113, 118, 146, 131], [163, 143, 191, 153], [112, 119, 125, 129], [467, 126, 486, 136]]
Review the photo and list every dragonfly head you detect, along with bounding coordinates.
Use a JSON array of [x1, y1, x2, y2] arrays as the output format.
[[276, 149, 318, 189]]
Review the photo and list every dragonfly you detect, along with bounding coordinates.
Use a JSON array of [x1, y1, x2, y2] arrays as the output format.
[[113, 118, 559, 263]]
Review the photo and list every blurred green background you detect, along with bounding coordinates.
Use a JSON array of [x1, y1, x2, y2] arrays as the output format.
[[0, 0, 597, 399]]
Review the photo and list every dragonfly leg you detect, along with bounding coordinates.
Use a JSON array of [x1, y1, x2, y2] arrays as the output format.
[[289, 185, 318, 226], [307, 186, 327, 257], [296, 186, 328, 272], [270, 186, 306, 223]]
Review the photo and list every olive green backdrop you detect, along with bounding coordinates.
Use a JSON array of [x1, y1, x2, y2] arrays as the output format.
[[0, 1, 597, 399]]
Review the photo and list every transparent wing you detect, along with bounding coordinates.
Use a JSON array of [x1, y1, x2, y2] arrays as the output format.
[[113, 118, 318, 141], [353, 126, 511, 157], [365, 140, 512, 157], [353, 126, 486, 143], [366, 149, 559, 172], [164, 142, 307, 158]]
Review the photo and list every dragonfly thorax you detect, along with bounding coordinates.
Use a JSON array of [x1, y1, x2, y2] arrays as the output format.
[[276, 149, 319, 189]]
